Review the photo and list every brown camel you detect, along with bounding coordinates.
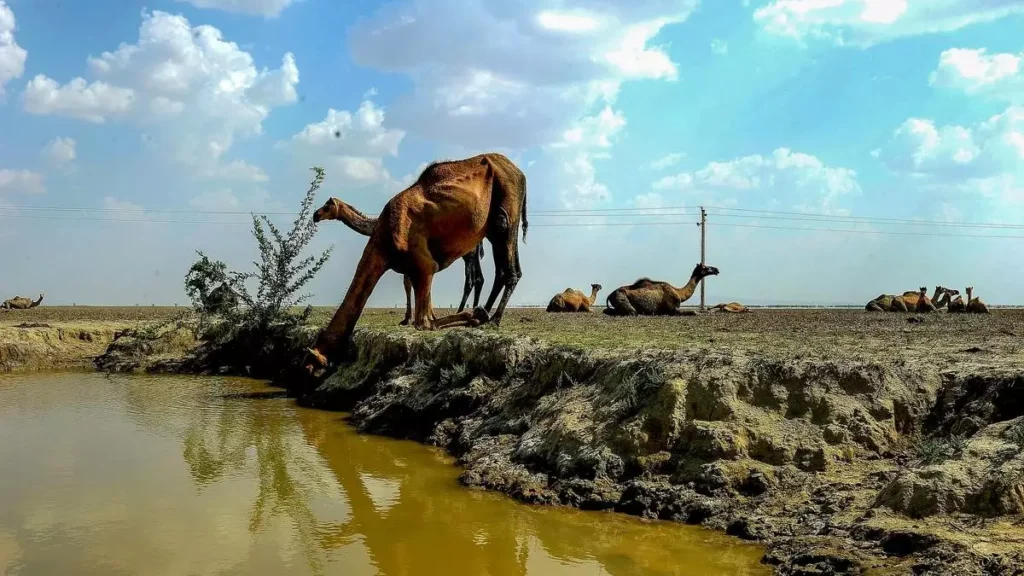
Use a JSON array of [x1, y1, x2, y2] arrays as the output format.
[[966, 287, 990, 314], [546, 284, 602, 313], [866, 294, 908, 312], [1, 293, 44, 310], [313, 197, 486, 326], [303, 153, 528, 374], [948, 290, 967, 313], [866, 286, 957, 313], [711, 302, 749, 313], [602, 263, 719, 316]]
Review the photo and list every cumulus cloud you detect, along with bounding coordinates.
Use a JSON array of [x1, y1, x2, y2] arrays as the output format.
[[755, 0, 1024, 47], [0, 169, 45, 195], [174, 0, 298, 17], [346, 0, 695, 151], [283, 99, 406, 188], [930, 48, 1023, 103], [653, 148, 861, 214], [43, 137, 77, 168], [21, 10, 298, 181], [877, 108, 1024, 186], [0, 0, 27, 97]]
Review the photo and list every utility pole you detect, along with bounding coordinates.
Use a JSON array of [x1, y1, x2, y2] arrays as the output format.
[[699, 206, 706, 312]]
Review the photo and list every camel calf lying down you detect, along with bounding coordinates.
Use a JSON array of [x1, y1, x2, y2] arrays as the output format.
[[603, 263, 719, 316], [546, 284, 602, 312]]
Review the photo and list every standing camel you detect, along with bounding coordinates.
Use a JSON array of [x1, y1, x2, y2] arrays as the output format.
[[1, 294, 44, 310], [313, 197, 486, 326], [603, 263, 720, 316], [303, 153, 528, 374], [546, 284, 602, 313]]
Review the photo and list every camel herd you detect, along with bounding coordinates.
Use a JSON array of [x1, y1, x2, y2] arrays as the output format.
[[865, 286, 990, 314], [298, 152, 1002, 373]]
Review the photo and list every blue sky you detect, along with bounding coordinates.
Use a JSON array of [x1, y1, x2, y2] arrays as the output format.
[[1, 0, 1023, 306]]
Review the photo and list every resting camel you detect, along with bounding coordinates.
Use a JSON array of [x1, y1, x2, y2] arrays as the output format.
[[313, 197, 487, 326], [546, 284, 602, 313], [866, 286, 957, 313], [1, 294, 44, 310], [966, 287, 990, 314], [303, 153, 528, 374], [711, 302, 749, 313], [603, 263, 720, 316], [948, 291, 967, 314]]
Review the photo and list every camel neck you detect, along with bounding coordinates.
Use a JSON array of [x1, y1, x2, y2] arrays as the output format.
[[588, 287, 599, 305], [332, 200, 377, 236], [672, 274, 702, 301]]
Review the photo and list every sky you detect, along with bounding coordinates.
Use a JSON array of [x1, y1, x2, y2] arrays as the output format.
[[0, 0, 1022, 307]]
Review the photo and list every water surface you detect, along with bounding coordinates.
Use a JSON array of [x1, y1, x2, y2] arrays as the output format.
[[0, 373, 767, 575]]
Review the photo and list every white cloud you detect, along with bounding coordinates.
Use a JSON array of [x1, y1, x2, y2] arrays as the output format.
[[174, 0, 298, 17], [0, 0, 26, 98], [0, 169, 45, 195], [877, 108, 1023, 180], [43, 137, 77, 168], [347, 0, 696, 151], [653, 148, 861, 214], [204, 160, 269, 183], [21, 10, 297, 181], [755, 0, 1024, 47], [711, 38, 729, 54], [101, 197, 150, 221], [189, 188, 240, 211], [930, 48, 1023, 102], [284, 99, 406, 189], [649, 152, 687, 170], [550, 105, 626, 149]]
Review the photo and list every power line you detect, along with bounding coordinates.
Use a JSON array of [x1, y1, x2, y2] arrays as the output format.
[[713, 222, 1024, 239], [708, 206, 1024, 229], [0, 204, 693, 216]]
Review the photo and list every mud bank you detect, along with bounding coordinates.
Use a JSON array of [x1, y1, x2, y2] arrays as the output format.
[[291, 329, 1024, 576], [0, 322, 137, 372]]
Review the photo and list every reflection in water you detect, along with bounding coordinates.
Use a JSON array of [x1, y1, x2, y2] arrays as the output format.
[[0, 373, 767, 575]]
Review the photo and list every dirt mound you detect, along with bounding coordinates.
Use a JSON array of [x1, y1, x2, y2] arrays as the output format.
[[291, 328, 1024, 574], [1, 323, 121, 372]]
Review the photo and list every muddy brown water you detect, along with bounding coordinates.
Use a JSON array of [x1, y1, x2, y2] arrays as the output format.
[[0, 373, 767, 575]]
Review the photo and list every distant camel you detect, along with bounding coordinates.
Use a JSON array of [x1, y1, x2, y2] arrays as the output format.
[[916, 286, 960, 313], [948, 291, 967, 314], [546, 284, 602, 313], [313, 197, 486, 326], [711, 302, 749, 313], [1, 293, 44, 310], [966, 287, 990, 314], [603, 263, 720, 316], [866, 286, 957, 313]]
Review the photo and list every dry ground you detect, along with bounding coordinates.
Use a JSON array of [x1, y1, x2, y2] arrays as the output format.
[[5, 305, 1024, 367]]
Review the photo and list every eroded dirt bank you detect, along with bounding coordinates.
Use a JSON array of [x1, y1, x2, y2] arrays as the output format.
[[0, 322, 137, 372], [289, 329, 1024, 576]]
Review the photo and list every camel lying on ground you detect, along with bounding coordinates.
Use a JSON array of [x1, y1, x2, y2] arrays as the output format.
[[1, 294, 44, 310], [966, 287, 990, 314], [303, 153, 528, 374], [711, 302, 748, 313], [948, 291, 967, 313], [546, 284, 602, 313], [603, 263, 719, 316], [866, 286, 958, 313], [313, 197, 486, 325]]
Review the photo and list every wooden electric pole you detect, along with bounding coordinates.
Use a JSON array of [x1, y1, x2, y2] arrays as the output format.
[[699, 206, 707, 311]]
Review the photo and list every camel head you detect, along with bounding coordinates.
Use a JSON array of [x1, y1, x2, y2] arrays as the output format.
[[919, 286, 928, 296], [302, 347, 329, 375], [937, 286, 959, 298], [312, 198, 341, 223], [591, 283, 603, 292], [966, 286, 974, 300], [692, 263, 720, 280]]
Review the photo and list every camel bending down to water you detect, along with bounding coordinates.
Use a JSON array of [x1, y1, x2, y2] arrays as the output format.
[[303, 153, 528, 374], [1, 294, 44, 310], [603, 263, 719, 316], [546, 284, 602, 313], [313, 197, 486, 325]]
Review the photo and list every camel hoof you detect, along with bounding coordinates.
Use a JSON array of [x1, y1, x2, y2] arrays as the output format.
[[399, 318, 410, 326]]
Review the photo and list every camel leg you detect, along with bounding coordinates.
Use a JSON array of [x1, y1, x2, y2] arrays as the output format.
[[457, 256, 474, 313], [400, 275, 413, 326], [471, 253, 485, 309], [489, 228, 521, 328], [410, 268, 437, 331]]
